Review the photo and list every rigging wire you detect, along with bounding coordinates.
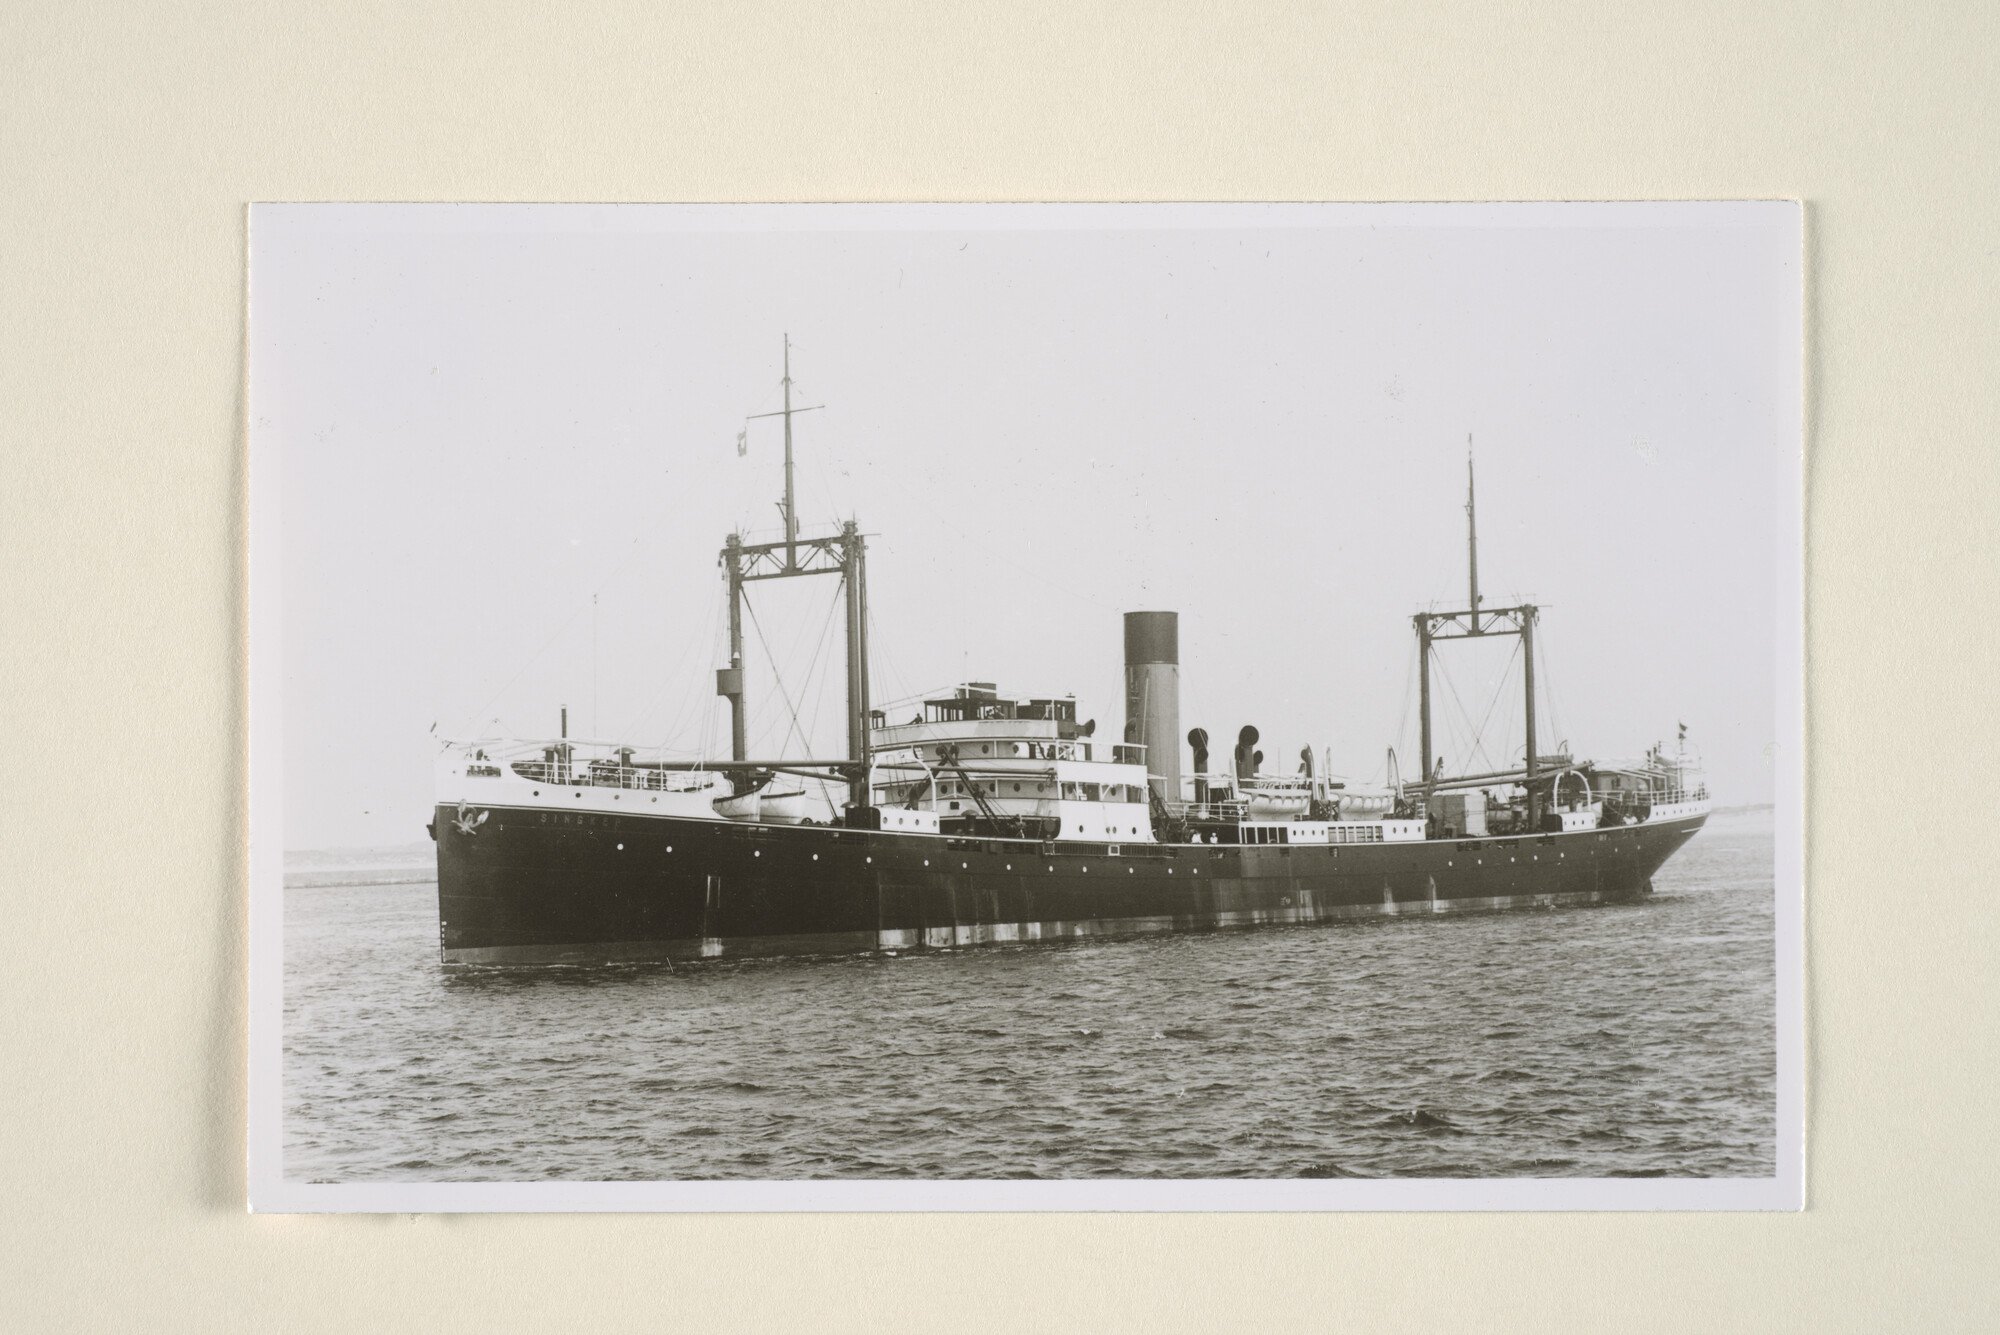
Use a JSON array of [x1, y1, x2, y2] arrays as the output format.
[[1535, 620, 1570, 758], [618, 568, 720, 744], [638, 572, 729, 755], [867, 604, 916, 721], [741, 585, 841, 760], [801, 593, 851, 820], [739, 593, 796, 757], [787, 580, 846, 756], [864, 588, 960, 722], [1387, 633, 1418, 783], [826, 442, 1125, 617], [1464, 637, 1524, 774], [696, 565, 730, 766], [1429, 652, 1482, 774], [1434, 648, 1500, 777], [451, 535, 652, 739]]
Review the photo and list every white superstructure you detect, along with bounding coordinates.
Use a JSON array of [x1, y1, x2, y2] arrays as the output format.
[[868, 685, 1156, 842]]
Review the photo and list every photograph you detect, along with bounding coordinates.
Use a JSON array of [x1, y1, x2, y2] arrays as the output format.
[[248, 202, 1802, 1210]]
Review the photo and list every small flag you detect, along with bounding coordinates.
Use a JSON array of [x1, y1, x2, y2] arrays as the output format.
[[736, 428, 747, 457]]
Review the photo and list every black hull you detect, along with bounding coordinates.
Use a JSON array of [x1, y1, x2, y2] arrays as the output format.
[[434, 803, 1707, 964]]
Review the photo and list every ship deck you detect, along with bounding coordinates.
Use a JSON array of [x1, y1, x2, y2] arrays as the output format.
[[433, 797, 1708, 964]]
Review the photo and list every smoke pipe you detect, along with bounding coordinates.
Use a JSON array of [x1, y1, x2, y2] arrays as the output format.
[[1234, 724, 1259, 781], [1123, 611, 1181, 805]]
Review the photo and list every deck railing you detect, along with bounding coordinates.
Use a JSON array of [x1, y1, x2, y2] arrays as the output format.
[[507, 760, 720, 793], [1628, 784, 1707, 806], [1585, 784, 1708, 807]]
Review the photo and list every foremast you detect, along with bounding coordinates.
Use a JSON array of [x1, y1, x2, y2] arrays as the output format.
[[716, 338, 873, 811]]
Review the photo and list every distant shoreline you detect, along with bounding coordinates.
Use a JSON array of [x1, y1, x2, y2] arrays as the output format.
[[285, 870, 436, 890], [285, 842, 433, 862], [283, 844, 436, 890]]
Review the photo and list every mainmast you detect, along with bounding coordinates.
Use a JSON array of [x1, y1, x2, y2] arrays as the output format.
[[1415, 438, 1543, 828]]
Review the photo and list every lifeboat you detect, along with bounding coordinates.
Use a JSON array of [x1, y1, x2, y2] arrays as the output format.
[[712, 789, 762, 821], [759, 790, 809, 824], [712, 786, 809, 823], [1240, 776, 1311, 818], [1334, 788, 1396, 818]]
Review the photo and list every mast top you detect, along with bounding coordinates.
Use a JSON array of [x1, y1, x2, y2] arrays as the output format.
[[737, 335, 824, 569], [1466, 433, 1482, 632]]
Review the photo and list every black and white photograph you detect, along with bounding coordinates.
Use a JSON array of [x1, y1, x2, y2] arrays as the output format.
[[248, 202, 1802, 1210]]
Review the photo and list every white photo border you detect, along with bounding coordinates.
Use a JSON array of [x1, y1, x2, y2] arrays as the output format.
[[247, 200, 1804, 1213]]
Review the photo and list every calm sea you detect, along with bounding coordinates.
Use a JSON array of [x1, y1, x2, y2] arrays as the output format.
[[282, 807, 1776, 1181]]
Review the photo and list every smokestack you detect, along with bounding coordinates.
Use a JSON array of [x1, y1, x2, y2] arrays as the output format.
[[1123, 611, 1181, 806], [1188, 728, 1210, 805], [1235, 725, 1259, 781]]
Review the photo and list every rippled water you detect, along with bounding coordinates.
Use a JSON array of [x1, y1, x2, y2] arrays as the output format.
[[283, 808, 1775, 1181]]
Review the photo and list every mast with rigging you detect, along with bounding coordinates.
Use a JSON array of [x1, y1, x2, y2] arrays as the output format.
[[716, 339, 871, 810], [1415, 436, 1543, 827]]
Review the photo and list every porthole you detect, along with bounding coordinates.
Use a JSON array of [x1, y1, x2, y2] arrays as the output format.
[[812, 853, 819, 861], [754, 850, 761, 857], [533, 790, 540, 796], [962, 861, 968, 869], [866, 856, 872, 863], [666, 846, 673, 853], [924, 860, 929, 866], [616, 843, 623, 850]]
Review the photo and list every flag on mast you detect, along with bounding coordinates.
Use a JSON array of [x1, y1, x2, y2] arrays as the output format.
[[736, 428, 747, 457]]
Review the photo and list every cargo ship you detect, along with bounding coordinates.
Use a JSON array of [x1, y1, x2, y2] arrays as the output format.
[[431, 347, 1709, 964]]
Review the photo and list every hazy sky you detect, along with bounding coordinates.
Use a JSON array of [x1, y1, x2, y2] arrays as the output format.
[[254, 204, 1798, 850]]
